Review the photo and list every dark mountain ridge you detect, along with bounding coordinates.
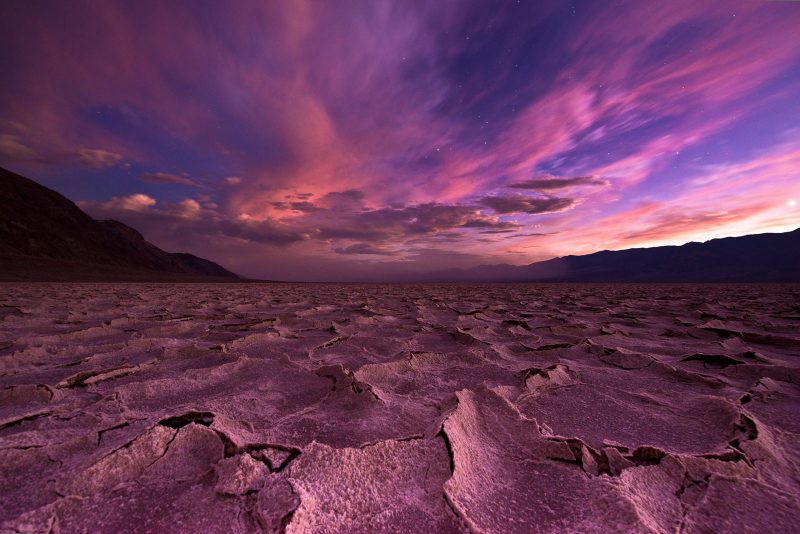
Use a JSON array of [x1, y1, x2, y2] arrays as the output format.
[[0, 166, 239, 281], [420, 228, 800, 282]]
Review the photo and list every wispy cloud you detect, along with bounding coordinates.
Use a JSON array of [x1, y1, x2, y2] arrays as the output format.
[[77, 149, 123, 169], [508, 176, 607, 190], [139, 172, 201, 188], [480, 196, 575, 215], [334, 243, 396, 256], [88, 193, 156, 213]]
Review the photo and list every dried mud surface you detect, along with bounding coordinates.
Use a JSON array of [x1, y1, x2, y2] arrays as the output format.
[[1, 283, 799, 533]]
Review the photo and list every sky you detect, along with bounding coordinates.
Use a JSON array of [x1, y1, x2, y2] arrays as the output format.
[[1, 0, 799, 281]]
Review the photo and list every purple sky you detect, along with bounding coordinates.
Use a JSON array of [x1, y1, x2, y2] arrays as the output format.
[[1, 1, 799, 280]]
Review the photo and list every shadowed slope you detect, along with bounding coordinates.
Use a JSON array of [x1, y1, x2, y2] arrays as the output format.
[[0, 167, 239, 281]]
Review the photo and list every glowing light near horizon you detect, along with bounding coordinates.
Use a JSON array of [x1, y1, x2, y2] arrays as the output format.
[[789, 199, 797, 208]]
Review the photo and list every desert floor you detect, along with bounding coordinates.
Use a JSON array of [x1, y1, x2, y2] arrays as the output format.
[[1, 283, 799, 533]]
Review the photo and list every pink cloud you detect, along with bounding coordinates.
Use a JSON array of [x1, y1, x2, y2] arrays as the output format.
[[77, 148, 123, 169], [91, 193, 157, 213]]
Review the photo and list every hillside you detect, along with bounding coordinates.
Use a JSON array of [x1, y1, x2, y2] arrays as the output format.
[[0, 166, 239, 281], [422, 229, 800, 282]]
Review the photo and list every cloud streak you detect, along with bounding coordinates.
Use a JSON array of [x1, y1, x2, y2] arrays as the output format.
[[480, 196, 575, 215], [139, 172, 200, 187], [508, 176, 607, 190]]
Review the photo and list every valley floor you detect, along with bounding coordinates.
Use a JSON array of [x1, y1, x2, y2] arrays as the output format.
[[1, 283, 799, 532]]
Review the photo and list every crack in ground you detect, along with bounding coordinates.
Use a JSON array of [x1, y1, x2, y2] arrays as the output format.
[[158, 411, 215, 429], [436, 407, 474, 533], [314, 365, 383, 402], [277, 483, 300, 533], [0, 410, 53, 430], [55, 365, 139, 389], [675, 472, 711, 533], [241, 444, 301, 472], [96, 421, 130, 446]]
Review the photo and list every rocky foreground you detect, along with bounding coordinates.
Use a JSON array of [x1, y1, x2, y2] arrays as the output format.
[[1, 283, 799, 533]]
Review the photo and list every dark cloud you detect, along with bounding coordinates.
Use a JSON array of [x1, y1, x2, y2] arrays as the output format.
[[305, 193, 515, 243], [480, 195, 575, 214], [217, 218, 306, 246], [480, 229, 517, 234], [322, 190, 365, 201], [510, 232, 552, 238], [316, 226, 389, 241], [272, 201, 321, 212], [353, 202, 518, 238], [507, 176, 607, 190], [334, 243, 396, 256], [360, 203, 478, 235], [461, 218, 519, 229], [139, 172, 200, 187], [320, 189, 366, 207]]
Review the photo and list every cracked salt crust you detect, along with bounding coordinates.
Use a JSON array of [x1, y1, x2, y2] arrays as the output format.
[[1, 283, 799, 532]]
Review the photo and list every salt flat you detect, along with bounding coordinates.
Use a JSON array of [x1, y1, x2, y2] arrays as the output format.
[[1, 283, 799, 533]]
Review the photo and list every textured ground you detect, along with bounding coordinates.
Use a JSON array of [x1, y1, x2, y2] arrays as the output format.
[[1, 283, 799, 533]]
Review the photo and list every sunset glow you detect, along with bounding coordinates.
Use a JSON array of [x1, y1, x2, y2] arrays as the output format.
[[1, 0, 798, 280]]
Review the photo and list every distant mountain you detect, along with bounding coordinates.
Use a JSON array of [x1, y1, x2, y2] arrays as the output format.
[[0, 166, 240, 281], [421, 229, 800, 282]]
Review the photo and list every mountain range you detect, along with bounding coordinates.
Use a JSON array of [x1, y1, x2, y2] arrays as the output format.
[[0, 166, 239, 281], [2, 165, 798, 282], [419, 229, 800, 282]]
